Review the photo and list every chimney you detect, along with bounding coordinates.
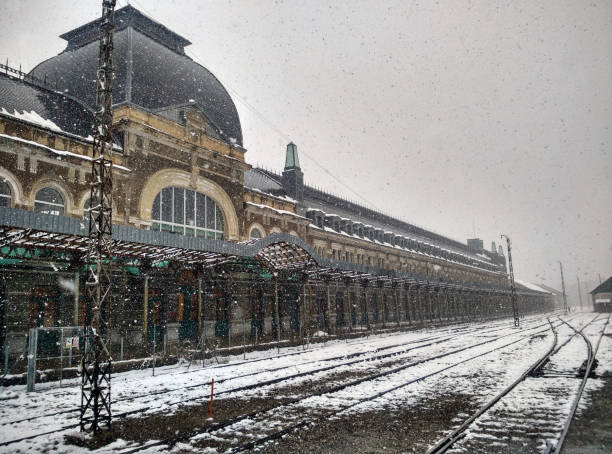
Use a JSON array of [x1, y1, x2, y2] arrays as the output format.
[[467, 238, 484, 252], [282, 142, 304, 202]]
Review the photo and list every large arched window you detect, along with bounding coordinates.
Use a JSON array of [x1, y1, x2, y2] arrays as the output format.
[[250, 227, 263, 239], [34, 187, 64, 215], [0, 181, 12, 207], [152, 187, 225, 239]]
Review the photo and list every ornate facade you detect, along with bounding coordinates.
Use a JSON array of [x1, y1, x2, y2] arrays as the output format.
[[0, 6, 552, 373]]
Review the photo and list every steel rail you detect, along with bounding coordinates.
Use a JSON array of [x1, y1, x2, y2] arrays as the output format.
[[0, 316, 522, 428], [426, 314, 601, 454], [225, 322, 562, 454], [1, 324, 501, 447], [0, 316, 555, 448], [425, 318, 559, 454], [0, 331, 455, 429], [548, 314, 610, 454], [117, 319, 563, 454]]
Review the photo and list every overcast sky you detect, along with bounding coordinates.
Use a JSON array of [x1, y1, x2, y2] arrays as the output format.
[[1, 0, 610, 294]]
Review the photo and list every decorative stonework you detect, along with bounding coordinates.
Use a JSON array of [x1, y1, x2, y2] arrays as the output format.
[[138, 168, 240, 240], [0, 166, 24, 206], [28, 176, 75, 214], [247, 222, 266, 239]]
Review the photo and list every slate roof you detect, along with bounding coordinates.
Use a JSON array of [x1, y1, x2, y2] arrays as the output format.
[[590, 276, 612, 295], [0, 71, 95, 138], [245, 167, 498, 264], [244, 168, 285, 195], [30, 5, 243, 146], [537, 283, 561, 295]]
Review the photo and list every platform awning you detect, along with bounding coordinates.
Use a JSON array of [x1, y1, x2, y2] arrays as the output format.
[[0, 207, 540, 294]]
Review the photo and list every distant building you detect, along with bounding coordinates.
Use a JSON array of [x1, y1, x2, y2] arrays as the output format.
[[536, 284, 563, 310], [590, 277, 612, 312]]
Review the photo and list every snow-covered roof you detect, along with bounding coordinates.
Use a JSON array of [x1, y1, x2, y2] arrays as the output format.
[[245, 202, 308, 220], [0, 71, 95, 139], [514, 278, 551, 294]]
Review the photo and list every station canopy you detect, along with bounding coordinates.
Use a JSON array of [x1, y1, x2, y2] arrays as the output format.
[[0, 206, 529, 293]]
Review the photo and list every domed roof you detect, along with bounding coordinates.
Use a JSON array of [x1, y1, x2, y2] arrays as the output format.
[[30, 5, 243, 146]]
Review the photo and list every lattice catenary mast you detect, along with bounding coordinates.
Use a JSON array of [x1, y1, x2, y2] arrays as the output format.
[[558, 261, 568, 315], [501, 235, 520, 327], [81, 0, 116, 433]]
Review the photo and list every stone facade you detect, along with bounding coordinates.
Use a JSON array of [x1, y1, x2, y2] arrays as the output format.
[[0, 5, 554, 373]]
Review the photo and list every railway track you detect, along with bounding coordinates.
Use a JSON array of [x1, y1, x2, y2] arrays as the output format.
[[0, 315, 531, 430], [546, 314, 610, 454], [425, 314, 605, 454], [115, 317, 562, 453], [0, 315, 560, 450]]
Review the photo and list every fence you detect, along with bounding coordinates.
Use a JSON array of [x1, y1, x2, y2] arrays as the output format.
[[0, 268, 553, 390]]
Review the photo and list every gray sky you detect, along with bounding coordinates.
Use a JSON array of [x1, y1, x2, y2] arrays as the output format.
[[1, 0, 610, 293]]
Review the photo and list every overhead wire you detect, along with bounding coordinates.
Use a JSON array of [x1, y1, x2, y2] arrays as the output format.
[[128, 0, 381, 213], [126, 0, 465, 240]]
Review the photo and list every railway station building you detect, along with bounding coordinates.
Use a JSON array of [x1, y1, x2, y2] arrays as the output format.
[[0, 6, 554, 371], [591, 277, 612, 312]]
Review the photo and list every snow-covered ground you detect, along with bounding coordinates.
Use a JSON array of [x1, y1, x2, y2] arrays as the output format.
[[443, 314, 610, 453], [0, 312, 607, 453]]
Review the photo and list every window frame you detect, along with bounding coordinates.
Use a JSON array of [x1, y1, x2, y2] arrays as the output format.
[[151, 186, 225, 239], [34, 187, 65, 216], [0, 180, 12, 207]]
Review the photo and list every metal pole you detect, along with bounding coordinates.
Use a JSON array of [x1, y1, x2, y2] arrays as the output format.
[[143, 275, 149, 342], [326, 280, 331, 339], [152, 323, 156, 376], [364, 283, 370, 332], [301, 281, 306, 347], [406, 285, 412, 325], [3, 341, 8, 377], [347, 281, 353, 332], [26, 328, 38, 392], [73, 272, 80, 326], [501, 235, 520, 327], [202, 314, 206, 367], [81, 0, 116, 433], [558, 261, 568, 314], [59, 328, 64, 387], [576, 276, 583, 311], [200, 277, 206, 366], [198, 278, 203, 341], [228, 301, 232, 352], [274, 275, 280, 354]]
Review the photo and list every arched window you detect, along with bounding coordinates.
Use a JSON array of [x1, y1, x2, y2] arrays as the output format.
[[250, 227, 263, 239], [34, 187, 64, 215], [152, 187, 225, 239], [0, 181, 12, 207]]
